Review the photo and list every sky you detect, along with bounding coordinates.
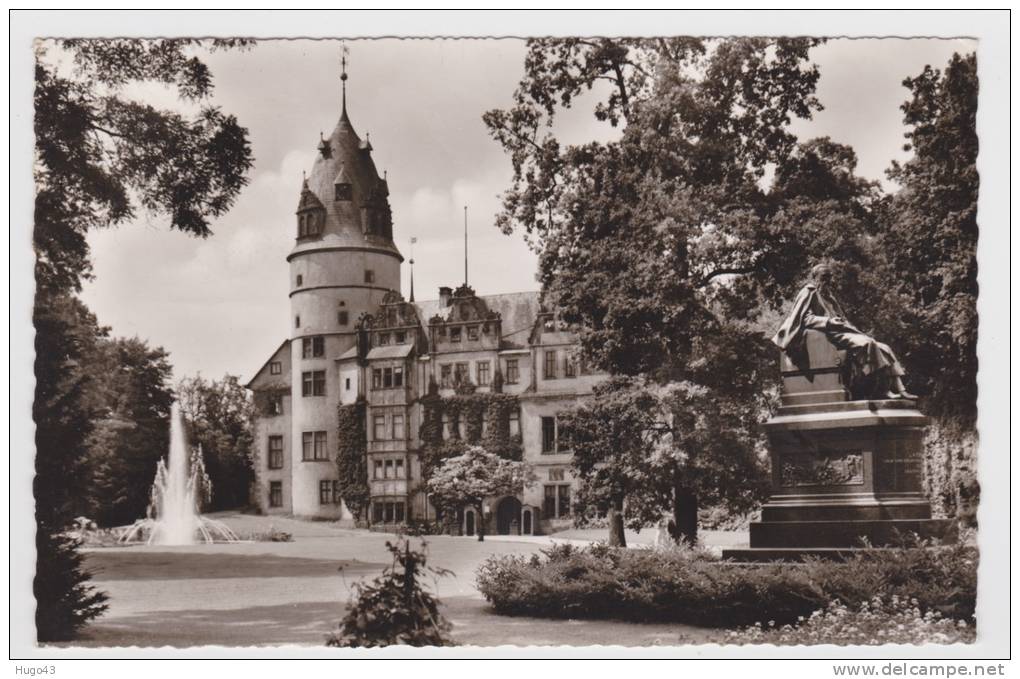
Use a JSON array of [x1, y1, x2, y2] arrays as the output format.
[[75, 37, 974, 382]]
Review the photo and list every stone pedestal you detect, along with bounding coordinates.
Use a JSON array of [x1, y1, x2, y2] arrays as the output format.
[[723, 331, 955, 562]]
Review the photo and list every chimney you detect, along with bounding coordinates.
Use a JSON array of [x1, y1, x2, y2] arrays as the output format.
[[439, 286, 452, 307]]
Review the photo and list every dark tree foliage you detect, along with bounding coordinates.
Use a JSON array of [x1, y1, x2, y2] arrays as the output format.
[[85, 338, 174, 527], [34, 38, 253, 295], [337, 402, 370, 522], [177, 375, 256, 511], [33, 292, 110, 641], [33, 39, 252, 640], [484, 38, 871, 542], [881, 52, 979, 426], [326, 539, 453, 647]]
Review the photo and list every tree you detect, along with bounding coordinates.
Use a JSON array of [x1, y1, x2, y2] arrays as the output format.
[[177, 375, 256, 511], [34, 39, 253, 296], [33, 39, 252, 639], [33, 293, 109, 641], [878, 53, 979, 523], [426, 446, 534, 541], [563, 377, 768, 547], [485, 38, 846, 543], [881, 53, 978, 426], [85, 337, 175, 527]]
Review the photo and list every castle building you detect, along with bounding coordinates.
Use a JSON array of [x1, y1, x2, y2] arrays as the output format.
[[246, 65, 605, 536]]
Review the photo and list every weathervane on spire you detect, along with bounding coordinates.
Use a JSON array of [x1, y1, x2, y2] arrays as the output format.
[[409, 236, 417, 303], [340, 40, 350, 113]]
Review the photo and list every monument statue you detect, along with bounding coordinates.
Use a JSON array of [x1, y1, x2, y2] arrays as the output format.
[[772, 263, 915, 400], [722, 262, 953, 561]]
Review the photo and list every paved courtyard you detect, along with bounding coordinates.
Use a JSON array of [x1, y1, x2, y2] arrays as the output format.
[[72, 513, 746, 648]]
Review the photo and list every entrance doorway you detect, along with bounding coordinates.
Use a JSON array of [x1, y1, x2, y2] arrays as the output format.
[[496, 496, 522, 535], [464, 508, 476, 536], [522, 508, 533, 535]]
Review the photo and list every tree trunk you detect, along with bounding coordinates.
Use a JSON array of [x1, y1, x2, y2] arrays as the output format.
[[672, 486, 698, 546], [476, 504, 485, 542], [608, 498, 627, 548]]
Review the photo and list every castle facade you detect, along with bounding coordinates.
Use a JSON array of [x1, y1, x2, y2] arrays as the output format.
[[246, 84, 605, 536]]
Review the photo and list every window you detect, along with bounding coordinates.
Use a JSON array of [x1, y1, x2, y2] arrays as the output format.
[[335, 183, 352, 201], [269, 481, 282, 508], [296, 274, 303, 287], [395, 331, 406, 344], [337, 310, 349, 326], [302, 370, 326, 396], [378, 332, 390, 345], [385, 459, 395, 479], [268, 436, 284, 469], [564, 353, 576, 378], [364, 270, 375, 284], [467, 325, 479, 341], [543, 484, 571, 518], [373, 415, 387, 441], [541, 416, 557, 454], [476, 361, 491, 386], [505, 359, 520, 384], [302, 431, 328, 461], [332, 480, 342, 504], [395, 459, 405, 479], [314, 431, 328, 460], [509, 409, 520, 437], [440, 364, 452, 388], [295, 315, 301, 328], [392, 414, 405, 440], [302, 336, 324, 359], [269, 361, 282, 375], [373, 459, 383, 479], [267, 393, 283, 416], [544, 351, 557, 379], [345, 377, 351, 391], [374, 501, 406, 523], [454, 362, 469, 385], [375, 367, 403, 389], [319, 480, 332, 505], [450, 327, 462, 343]]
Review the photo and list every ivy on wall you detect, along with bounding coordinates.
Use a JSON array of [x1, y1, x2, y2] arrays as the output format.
[[337, 401, 370, 522], [418, 379, 522, 484]]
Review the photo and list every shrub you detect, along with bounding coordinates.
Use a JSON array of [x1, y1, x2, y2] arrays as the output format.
[[720, 597, 975, 646], [327, 538, 453, 647], [475, 538, 977, 630]]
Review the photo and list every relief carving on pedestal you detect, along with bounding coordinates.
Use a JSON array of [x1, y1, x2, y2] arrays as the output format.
[[779, 451, 864, 487]]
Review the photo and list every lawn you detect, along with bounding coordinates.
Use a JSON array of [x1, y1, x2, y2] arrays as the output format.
[[70, 513, 734, 647]]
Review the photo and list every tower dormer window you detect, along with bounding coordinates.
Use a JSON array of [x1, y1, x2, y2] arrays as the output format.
[[297, 210, 323, 239], [335, 183, 352, 201]]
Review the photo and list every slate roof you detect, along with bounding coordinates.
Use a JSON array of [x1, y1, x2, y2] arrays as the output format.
[[366, 344, 415, 360], [413, 290, 541, 350]]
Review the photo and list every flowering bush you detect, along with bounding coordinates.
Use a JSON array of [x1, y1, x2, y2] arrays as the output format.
[[721, 596, 975, 645]]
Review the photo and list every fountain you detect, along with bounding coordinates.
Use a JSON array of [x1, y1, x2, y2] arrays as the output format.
[[120, 403, 241, 545]]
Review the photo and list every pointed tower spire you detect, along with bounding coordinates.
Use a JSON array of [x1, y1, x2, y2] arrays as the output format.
[[340, 41, 349, 117], [464, 205, 469, 286], [409, 237, 417, 303]]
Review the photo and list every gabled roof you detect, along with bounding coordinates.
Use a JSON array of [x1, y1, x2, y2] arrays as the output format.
[[245, 339, 290, 390]]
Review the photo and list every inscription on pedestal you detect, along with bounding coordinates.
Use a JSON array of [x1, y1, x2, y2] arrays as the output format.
[[876, 438, 924, 493], [779, 450, 864, 487]]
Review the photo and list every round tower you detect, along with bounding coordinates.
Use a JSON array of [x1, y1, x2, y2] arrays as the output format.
[[288, 79, 402, 517]]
